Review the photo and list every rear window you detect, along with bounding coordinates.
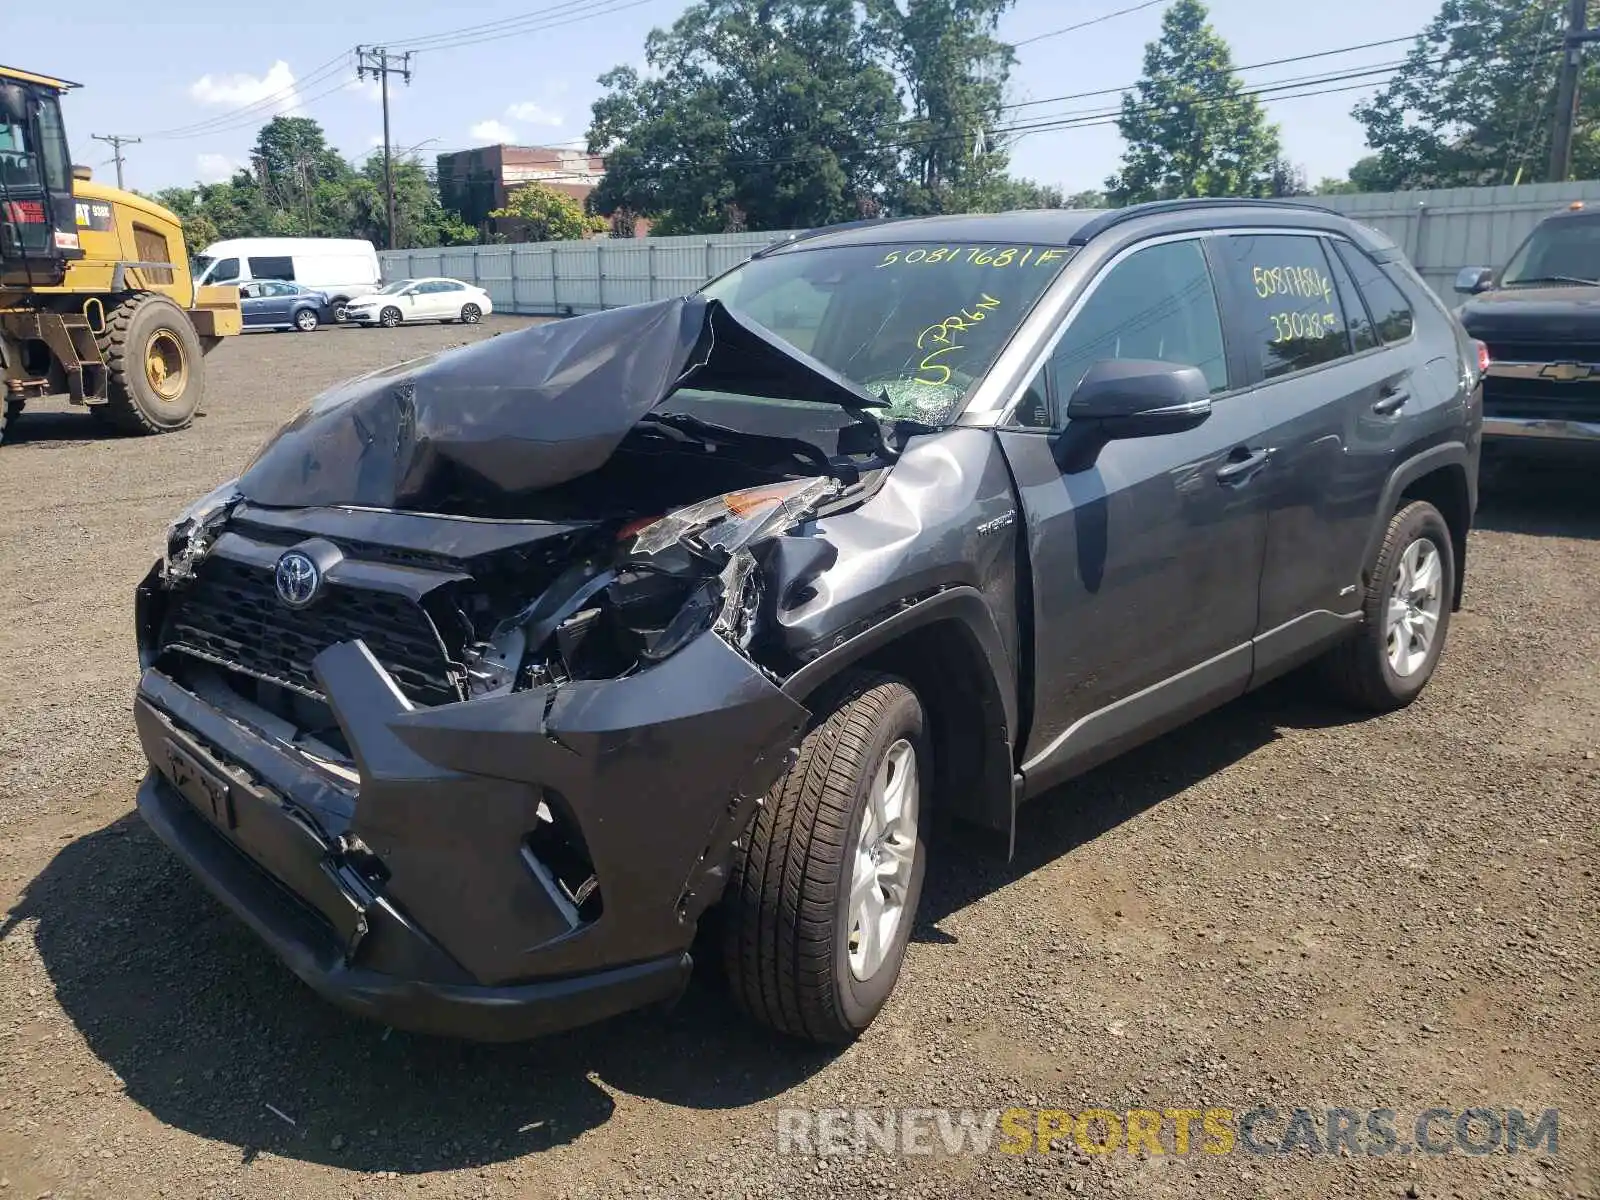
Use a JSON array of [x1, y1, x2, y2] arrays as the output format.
[[1333, 242, 1413, 343]]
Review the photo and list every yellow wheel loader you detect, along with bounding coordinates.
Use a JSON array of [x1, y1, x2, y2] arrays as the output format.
[[0, 64, 240, 443]]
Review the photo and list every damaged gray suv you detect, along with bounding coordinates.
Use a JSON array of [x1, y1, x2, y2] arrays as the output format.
[[134, 200, 1483, 1045]]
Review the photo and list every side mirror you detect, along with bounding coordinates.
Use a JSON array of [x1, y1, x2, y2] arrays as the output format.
[[1065, 359, 1212, 439], [1454, 266, 1495, 295]]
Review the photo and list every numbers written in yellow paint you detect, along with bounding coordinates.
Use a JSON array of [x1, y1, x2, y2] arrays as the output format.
[[914, 294, 1001, 385], [1269, 310, 1339, 343], [877, 246, 1068, 270], [1252, 264, 1333, 306]]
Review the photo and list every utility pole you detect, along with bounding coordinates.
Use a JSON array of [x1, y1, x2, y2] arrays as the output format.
[[355, 45, 413, 250], [1549, 0, 1588, 183], [90, 134, 140, 189]]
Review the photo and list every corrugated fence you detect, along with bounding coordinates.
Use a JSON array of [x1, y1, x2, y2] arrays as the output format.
[[380, 181, 1600, 314]]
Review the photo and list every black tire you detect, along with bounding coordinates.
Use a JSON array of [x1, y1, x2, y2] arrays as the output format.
[[378, 307, 402, 329], [96, 293, 205, 435], [330, 300, 350, 324], [293, 307, 319, 333], [1319, 500, 1455, 712], [460, 303, 482, 325], [723, 673, 928, 1044]]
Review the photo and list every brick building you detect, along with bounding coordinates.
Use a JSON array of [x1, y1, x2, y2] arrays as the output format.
[[436, 144, 644, 240]]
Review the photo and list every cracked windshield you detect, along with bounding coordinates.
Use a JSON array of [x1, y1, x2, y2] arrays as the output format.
[[699, 241, 1072, 423]]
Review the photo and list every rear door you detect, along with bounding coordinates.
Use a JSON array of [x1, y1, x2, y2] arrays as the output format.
[[1209, 232, 1411, 673], [997, 234, 1273, 795]]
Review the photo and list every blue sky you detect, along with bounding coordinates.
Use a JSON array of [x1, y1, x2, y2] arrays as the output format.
[[20, 0, 1442, 196]]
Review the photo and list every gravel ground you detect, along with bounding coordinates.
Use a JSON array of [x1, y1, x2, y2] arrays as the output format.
[[0, 320, 1595, 1200]]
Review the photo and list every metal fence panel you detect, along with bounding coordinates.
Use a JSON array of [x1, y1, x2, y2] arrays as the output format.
[[376, 180, 1600, 313]]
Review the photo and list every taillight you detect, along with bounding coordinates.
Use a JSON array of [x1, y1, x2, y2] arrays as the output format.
[[1474, 340, 1490, 373]]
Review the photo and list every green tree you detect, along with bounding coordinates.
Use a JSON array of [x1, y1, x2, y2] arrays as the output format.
[[864, 0, 1018, 215], [356, 155, 477, 249], [1063, 188, 1110, 209], [587, 0, 902, 232], [1105, 0, 1281, 204], [1351, 0, 1589, 188], [489, 182, 608, 241]]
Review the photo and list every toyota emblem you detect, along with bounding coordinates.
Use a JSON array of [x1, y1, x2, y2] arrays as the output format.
[[274, 550, 321, 608]]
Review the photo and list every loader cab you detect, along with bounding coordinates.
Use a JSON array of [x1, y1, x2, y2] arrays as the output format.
[[0, 65, 80, 288]]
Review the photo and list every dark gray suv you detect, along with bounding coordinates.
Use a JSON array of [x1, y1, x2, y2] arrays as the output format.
[[133, 199, 1483, 1046]]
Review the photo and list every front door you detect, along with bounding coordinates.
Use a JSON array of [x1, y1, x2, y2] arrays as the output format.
[[996, 235, 1273, 796]]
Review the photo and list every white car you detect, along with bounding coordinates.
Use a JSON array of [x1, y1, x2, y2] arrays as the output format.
[[344, 278, 494, 327]]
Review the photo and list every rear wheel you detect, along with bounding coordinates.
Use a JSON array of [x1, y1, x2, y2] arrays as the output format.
[[1319, 500, 1455, 711], [293, 307, 319, 333], [379, 307, 402, 329], [96, 293, 205, 435], [723, 673, 927, 1044], [460, 303, 482, 325]]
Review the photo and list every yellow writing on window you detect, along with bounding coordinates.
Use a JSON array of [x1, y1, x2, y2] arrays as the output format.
[[1251, 264, 1334, 306], [1270, 310, 1339, 343]]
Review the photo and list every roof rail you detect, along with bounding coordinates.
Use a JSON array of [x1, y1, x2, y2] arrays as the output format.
[[751, 216, 917, 258], [1066, 198, 1340, 246]]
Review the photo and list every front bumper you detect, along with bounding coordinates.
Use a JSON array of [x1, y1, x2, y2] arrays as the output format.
[[134, 574, 808, 1039]]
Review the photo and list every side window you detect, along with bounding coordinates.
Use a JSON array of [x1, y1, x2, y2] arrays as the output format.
[[248, 255, 295, 281], [211, 257, 239, 283], [1049, 239, 1230, 400], [238, 282, 259, 299], [1325, 241, 1378, 353], [1217, 234, 1350, 380], [1333, 242, 1414, 343]]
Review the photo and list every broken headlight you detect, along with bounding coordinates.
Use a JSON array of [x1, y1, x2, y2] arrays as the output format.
[[162, 479, 241, 582], [617, 476, 838, 663]]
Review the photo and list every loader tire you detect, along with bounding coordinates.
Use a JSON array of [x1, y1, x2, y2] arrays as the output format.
[[97, 293, 205, 435]]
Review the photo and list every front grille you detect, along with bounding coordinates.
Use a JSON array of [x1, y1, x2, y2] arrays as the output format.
[[1483, 374, 1600, 423], [1483, 339, 1600, 364], [161, 557, 460, 707]]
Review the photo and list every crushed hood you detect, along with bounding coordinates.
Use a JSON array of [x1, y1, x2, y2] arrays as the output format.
[[237, 296, 882, 513]]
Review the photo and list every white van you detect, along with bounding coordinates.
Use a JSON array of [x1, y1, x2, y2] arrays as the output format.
[[192, 237, 381, 322]]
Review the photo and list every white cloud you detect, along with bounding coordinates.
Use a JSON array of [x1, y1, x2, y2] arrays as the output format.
[[345, 77, 383, 103], [470, 119, 517, 144], [367, 134, 385, 148], [195, 153, 243, 184], [189, 60, 299, 115], [506, 102, 562, 128]]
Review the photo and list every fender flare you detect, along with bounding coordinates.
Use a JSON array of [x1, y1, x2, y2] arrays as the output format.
[[780, 586, 1020, 850], [1360, 441, 1474, 575]]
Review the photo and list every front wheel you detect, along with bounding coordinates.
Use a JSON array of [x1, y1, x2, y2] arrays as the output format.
[[96, 293, 205, 434], [460, 303, 482, 325], [378, 307, 402, 329], [293, 308, 319, 333], [723, 673, 927, 1044], [331, 301, 350, 324], [1318, 499, 1455, 711]]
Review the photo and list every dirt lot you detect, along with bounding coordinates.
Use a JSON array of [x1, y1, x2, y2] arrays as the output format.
[[0, 319, 1595, 1200]]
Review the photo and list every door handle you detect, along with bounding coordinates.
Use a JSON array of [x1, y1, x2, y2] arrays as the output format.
[[1372, 388, 1409, 416], [1215, 447, 1271, 485]]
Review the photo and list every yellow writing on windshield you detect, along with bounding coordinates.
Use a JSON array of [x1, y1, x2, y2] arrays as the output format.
[[878, 246, 1068, 269], [1252, 264, 1333, 306], [914, 294, 1002, 385]]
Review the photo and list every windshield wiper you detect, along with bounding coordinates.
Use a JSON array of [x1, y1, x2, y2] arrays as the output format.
[[1505, 274, 1599, 287]]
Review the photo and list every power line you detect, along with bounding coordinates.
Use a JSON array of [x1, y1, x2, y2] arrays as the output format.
[[386, 0, 663, 55], [1014, 0, 1166, 47]]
